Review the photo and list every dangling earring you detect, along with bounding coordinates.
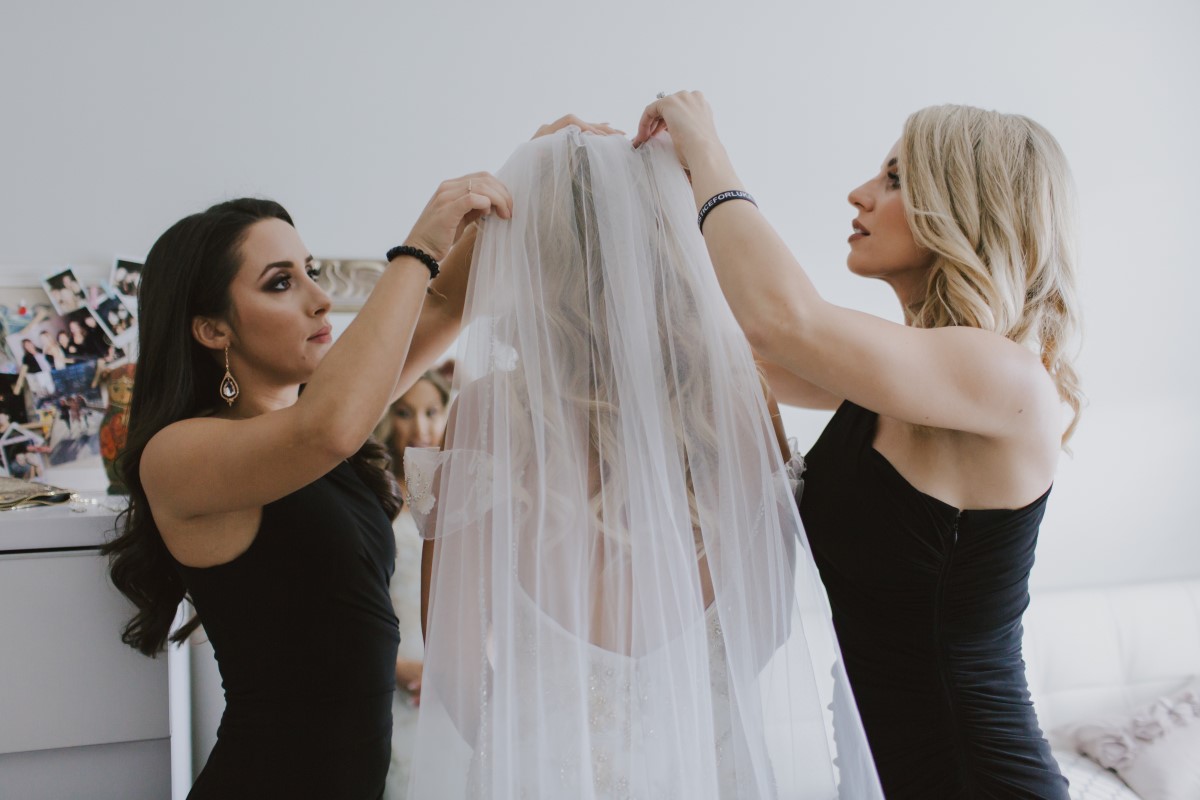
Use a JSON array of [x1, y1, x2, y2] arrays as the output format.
[[220, 344, 240, 406]]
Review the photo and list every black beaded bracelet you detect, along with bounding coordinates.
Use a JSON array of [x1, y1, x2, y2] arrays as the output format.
[[385, 245, 440, 279], [697, 190, 757, 233]]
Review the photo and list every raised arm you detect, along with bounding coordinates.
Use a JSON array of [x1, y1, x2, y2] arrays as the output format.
[[633, 93, 1057, 439], [756, 355, 841, 411], [394, 224, 477, 402], [142, 175, 513, 527]]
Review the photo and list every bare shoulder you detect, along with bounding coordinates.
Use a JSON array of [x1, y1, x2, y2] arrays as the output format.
[[140, 416, 238, 525], [938, 332, 1065, 503], [141, 417, 264, 566], [937, 326, 1063, 441], [141, 417, 227, 499], [989, 334, 1063, 443]]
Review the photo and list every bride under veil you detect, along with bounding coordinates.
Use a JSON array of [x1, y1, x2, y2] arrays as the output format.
[[405, 127, 882, 799]]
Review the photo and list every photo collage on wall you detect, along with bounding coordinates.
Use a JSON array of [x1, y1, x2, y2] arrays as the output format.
[[0, 259, 141, 478]]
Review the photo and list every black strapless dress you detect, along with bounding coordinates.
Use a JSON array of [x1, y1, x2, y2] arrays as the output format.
[[800, 401, 1069, 799], [175, 460, 400, 800]]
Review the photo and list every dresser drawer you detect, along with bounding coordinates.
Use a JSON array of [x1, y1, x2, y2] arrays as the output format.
[[0, 550, 169, 754]]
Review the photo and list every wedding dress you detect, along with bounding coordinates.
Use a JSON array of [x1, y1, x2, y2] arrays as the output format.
[[405, 127, 882, 799], [384, 509, 423, 799]]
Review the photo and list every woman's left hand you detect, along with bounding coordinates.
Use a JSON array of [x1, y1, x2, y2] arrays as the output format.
[[396, 658, 424, 706]]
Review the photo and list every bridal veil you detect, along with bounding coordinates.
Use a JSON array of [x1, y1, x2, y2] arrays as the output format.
[[406, 127, 881, 799]]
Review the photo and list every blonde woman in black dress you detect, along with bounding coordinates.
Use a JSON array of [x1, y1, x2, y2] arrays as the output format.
[[635, 95, 1080, 798]]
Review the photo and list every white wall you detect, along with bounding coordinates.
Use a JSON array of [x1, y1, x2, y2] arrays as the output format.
[[2, 0, 1197, 590]]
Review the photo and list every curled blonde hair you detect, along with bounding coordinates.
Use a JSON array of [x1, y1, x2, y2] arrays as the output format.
[[900, 104, 1083, 443], [500, 137, 727, 551]]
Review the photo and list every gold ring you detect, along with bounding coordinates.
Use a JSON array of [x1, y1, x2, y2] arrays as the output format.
[[468, 178, 474, 194]]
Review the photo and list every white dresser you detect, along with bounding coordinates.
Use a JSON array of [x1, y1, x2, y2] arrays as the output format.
[[0, 498, 177, 799]]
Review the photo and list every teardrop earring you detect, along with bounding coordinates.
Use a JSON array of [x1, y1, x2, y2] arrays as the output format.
[[220, 344, 240, 406]]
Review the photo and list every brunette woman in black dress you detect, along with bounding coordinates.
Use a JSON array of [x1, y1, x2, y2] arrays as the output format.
[[101, 174, 514, 798], [635, 96, 1080, 798]]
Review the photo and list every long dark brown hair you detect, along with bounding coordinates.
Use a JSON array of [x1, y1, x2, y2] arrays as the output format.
[[102, 198, 400, 657]]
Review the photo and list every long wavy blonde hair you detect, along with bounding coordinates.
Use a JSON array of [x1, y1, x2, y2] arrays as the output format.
[[900, 104, 1083, 443], [495, 136, 733, 553]]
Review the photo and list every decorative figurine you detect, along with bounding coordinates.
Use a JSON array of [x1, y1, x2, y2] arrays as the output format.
[[97, 362, 134, 494]]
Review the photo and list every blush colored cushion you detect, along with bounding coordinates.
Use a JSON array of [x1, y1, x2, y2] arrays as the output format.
[[1053, 749, 1141, 800], [1069, 679, 1200, 800]]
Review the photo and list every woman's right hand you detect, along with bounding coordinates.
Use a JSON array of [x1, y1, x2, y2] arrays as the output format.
[[395, 657, 424, 705], [403, 172, 513, 263], [531, 114, 624, 140]]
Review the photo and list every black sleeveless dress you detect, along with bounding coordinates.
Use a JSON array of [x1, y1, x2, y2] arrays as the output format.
[[800, 402, 1069, 799], [175, 461, 400, 800]]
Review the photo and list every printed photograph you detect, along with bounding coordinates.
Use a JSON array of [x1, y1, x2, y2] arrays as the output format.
[[0, 301, 56, 362], [7, 310, 70, 397], [93, 292, 137, 346], [63, 307, 123, 365], [42, 267, 87, 315], [0, 373, 30, 424], [0, 412, 46, 480], [5, 304, 127, 397], [0, 318, 10, 368], [1, 439, 47, 481], [111, 257, 143, 307], [33, 358, 106, 466]]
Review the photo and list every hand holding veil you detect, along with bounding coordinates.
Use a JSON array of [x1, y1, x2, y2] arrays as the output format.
[[407, 127, 882, 799]]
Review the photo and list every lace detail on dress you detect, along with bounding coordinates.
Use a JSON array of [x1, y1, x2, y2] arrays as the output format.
[[386, 511, 424, 799], [784, 438, 806, 505]]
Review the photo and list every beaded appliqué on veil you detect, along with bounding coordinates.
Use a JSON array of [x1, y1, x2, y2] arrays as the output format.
[[403, 447, 495, 536]]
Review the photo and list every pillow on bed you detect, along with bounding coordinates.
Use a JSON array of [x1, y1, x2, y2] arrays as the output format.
[[1070, 679, 1200, 800]]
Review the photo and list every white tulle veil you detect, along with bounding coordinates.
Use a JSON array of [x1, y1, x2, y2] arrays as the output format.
[[406, 128, 881, 799]]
